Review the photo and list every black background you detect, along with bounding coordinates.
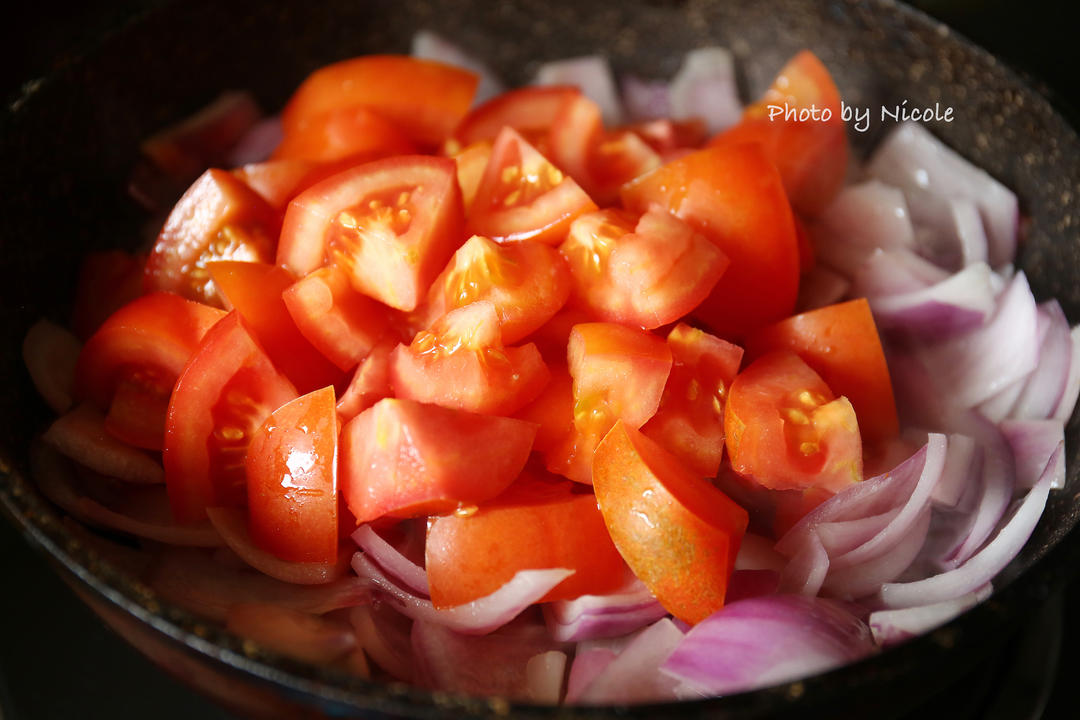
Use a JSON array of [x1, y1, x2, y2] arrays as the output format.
[[1, 1, 1077, 718]]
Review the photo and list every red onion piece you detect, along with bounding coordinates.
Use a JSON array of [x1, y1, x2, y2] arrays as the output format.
[[543, 577, 667, 642], [43, 404, 164, 484], [812, 181, 915, 276], [912, 199, 988, 272], [778, 534, 828, 596], [535, 55, 623, 126], [620, 74, 671, 122], [226, 602, 357, 664], [852, 247, 949, 298], [349, 602, 414, 682], [224, 116, 283, 166], [869, 262, 997, 341], [23, 319, 81, 415], [351, 552, 571, 635], [668, 47, 741, 134], [823, 511, 931, 600], [932, 433, 979, 508], [565, 642, 621, 704], [868, 584, 992, 647], [526, 651, 568, 704], [575, 618, 685, 704], [661, 595, 875, 696], [411, 30, 504, 105], [1010, 301, 1073, 420], [1051, 326, 1080, 423], [1000, 419, 1066, 491], [352, 524, 429, 596]]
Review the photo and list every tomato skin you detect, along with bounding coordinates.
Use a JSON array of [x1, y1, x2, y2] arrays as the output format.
[[453, 86, 580, 146], [724, 350, 863, 493], [449, 140, 492, 214], [336, 342, 394, 423], [419, 235, 571, 344], [245, 386, 338, 564], [145, 169, 281, 306], [281, 56, 478, 148], [164, 312, 298, 523], [233, 159, 355, 211], [282, 265, 391, 372], [745, 298, 899, 444], [278, 155, 464, 312], [559, 208, 729, 330], [467, 128, 597, 246], [340, 398, 536, 523], [593, 421, 748, 625], [514, 364, 574, 454], [390, 301, 549, 417], [621, 143, 799, 340], [426, 472, 628, 608], [708, 51, 848, 217], [207, 261, 345, 393], [272, 105, 417, 164], [642, 323, 744, 478]]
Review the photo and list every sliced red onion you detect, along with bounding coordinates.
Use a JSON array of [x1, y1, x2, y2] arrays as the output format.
[[866, 122, 1019, 268], [877, 440, 1062, 609], [23, 319, 81, 415], [932, 433, 979, 508], [352, 524, 429, 596], [223, 116, 283, 166], [1000, 419, 1066, 491], [812, 181, 915, 276], [575, 618, 685, 704], [778, 533, 829, 596], [823, 510, 931, 600], [206, 507, 351, 585], [535, 55, 623, 126], [411, 30, 504, 105], [565, 641, 623, 704], [349, 602, 414, 682], [815, 509, 902, 557], [543, 577, 667, 642], [620, 74, 671, 122], [43, 404, 164, 484], [661, 595, 875, 696], [668, 47, 742, 134], [852, 247, 949, 298], [352, 552, 571, 635], [1051, 325, 1080, 423], [911, 199, 988, 272], [868, 583, 991, 647], [226, 602, 357, 665], [796, 264, 851, 313], [727, 569, 781, 603], [526, 651, 568, 704], [1011, 301, 1073, 420], [868, 261, 997, 341]]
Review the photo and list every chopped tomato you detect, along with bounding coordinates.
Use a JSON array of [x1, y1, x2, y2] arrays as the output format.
[[336, 342, 394, 423], [145, 169, 281, 306], [389, 301, 549, 416], [626, 118, 707, 154], [281, 56, 478, 148], [164, 312, 298, 522], [622, 143, 799, 340], [426, 471, 627, 607], [745, 298, 899, 444], [546, 323, 672, 483], [593, 421, 748, 625], [514, 363, 574, 454], [467, 127, 597, 245], [522, 307, 597, 365], [449, 140, 493, 213], [794, 214, 815, 273], [708, 50, 848, 217], [70, 250, 145, 341], [559, 208, 728, 329], [245, 386, 338, 564], [419, 235, 571, 344], [278, 155, 464, 312], [75, 292, 226, 450], [207, 261, 344, 393], [282, 265, 391, 372], [642, 323, 744, 478], [725, 350, 862, 493], [272, 105, 417, 163], [453, 86, 580, 147], [340, 398, 536, 523], [233, 159, 353, 211]]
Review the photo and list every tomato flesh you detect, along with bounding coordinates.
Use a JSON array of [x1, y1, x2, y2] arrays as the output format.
[[453, 85, 580, 147], [336, 342, 394, 423], [273, 105, 417, 164]]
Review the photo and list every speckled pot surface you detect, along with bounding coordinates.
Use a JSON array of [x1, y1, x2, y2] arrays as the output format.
[[2, 1, 1079, 718]]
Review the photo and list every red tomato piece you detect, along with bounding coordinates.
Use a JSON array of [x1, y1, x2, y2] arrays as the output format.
[[105, 379, 171, 450], [625, 118, 707, 154], [70, 250, 145, 341], [340, 397, 536, 523], [708, 51, 848, 217], [467, 127, 597, 245], [622, 143, 799, 340], [449, 140, 492, 214], [514, 363, 574, 454], [272, 105, 417, 164], [642, 323, 744, 478], [745, 298, 899, 444], [145, 169, 281, 306], [546, 323, 672, 484], [389, 301, 549, 416], [725, 350, 863, 493], [282, 265, 391, 372], [559, 208, 729, 329], [593, 421, 748, 625], [522, 306, 597, 365], [335, 342, 394, 423], [453, 86, 580, 147], [426, 471, 628, 608], [207, 261, 344, 394], [281, 56, 478, 148], [164, 312, 298, 522], [245, 386, 338, 564], [419, 235, 571, 344], [233, 159, 354, 211], [278, 155, 464, 312]]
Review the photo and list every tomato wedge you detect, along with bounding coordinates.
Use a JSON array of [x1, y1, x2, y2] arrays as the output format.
[[593, 421, 748, 625], [622, 143, 799, 340], [642, 323, 744, 478], [709, 50, 848, 217], [390, 301, 549, 416], [419, 234, 571, 344], [336, 342, 394, 423], [245, 386, 338, 564], [164, 312, 298, 522], [453, 85, 580, 147], [278, 155, 464, 312], [745, 298, 899, 444], [340, 398, 536, 523], [233, 159, 354, 211], [725, 350, 863, 493], [449, 140, 493, 213], [426, 471, 628, 608], [559, 208, 728, 329], [467, 127, 597, 245], [145, 169, 281, 306], [272, 106, 417, 164], [281, 55, 478, 148]]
